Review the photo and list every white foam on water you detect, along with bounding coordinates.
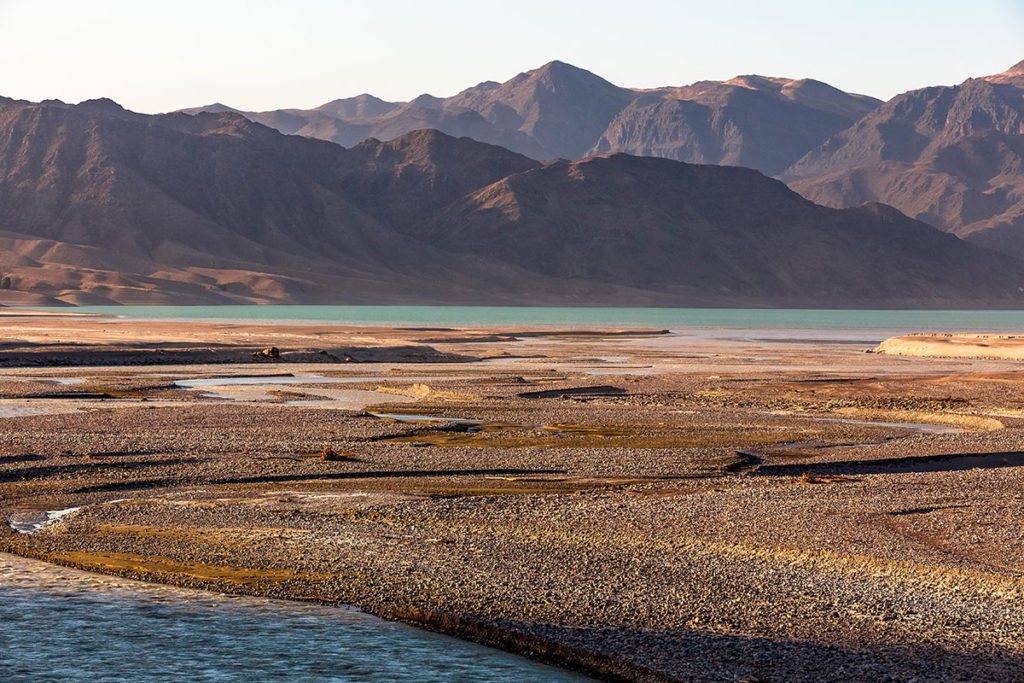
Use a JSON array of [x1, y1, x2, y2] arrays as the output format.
[[7, 506, 82, 534]]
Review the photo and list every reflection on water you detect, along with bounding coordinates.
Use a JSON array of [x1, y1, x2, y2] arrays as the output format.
[[174, 375, 441, 389], [0, 554, 587, 682], [174, 375, 430, 408], [369, 413, 483, 424], [174, 375, 363, 388], [812, 417, 963, 433], [582, 369, 657, 376]]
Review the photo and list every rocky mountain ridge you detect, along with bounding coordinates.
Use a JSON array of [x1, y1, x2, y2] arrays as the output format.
[[784, 61, 1024, 255], [181, 61, 881, 176], [0, 96, 1021, 307], [182, 60, 1024, 257]]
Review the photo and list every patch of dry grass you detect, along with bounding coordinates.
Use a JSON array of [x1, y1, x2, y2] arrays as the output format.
[[47, 550, 326, 586]]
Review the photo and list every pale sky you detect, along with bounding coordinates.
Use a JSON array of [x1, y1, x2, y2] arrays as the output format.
[[1, 0, 1021, 113]]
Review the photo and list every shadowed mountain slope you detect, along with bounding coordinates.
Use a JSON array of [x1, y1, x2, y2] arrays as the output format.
[[590, 76, 880, 175], [427, 154, 1024, 306], [785, 61, 1024, 256], [0, 96, 1021, 307], [0, 98, 560, 305]]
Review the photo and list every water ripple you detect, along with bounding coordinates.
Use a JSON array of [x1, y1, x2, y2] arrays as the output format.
[[0, 554, 587, 682]]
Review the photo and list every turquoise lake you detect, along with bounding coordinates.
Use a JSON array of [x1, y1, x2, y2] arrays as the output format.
[[26, 305, 1024, 331]]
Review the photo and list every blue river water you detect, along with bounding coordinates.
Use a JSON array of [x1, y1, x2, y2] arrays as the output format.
[[0, 554, 588, 682], [25, 305, 1024, 332]]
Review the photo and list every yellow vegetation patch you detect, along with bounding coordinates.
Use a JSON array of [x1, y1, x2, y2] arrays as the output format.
[[798, 473, 859, 485], [48, 550, 326, 586], [830, 408, 1003, 431], [381, 422, 825, 449]]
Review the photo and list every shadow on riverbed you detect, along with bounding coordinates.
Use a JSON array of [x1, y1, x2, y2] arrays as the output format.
[[0, 344, 476, 367], [207, 467, 566, 486], [69, 468, 567, 494], [758, 450, 1024, 477], [0, 453, 45, 465], [0, 457, 203, 483], [493, 619, 1024, 682]]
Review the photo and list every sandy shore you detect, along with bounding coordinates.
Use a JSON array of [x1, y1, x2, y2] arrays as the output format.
[[2, 314, 1024, 681], [874, 333, 1024, 360]]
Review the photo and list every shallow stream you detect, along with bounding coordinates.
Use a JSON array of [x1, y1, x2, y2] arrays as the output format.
[[0, 553, 588, 682]]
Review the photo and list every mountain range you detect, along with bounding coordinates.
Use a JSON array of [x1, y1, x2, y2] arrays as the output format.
[[785, 60, 1024, 256], [184, 60, 1024, 260], [1, 95, 1022, 307], [182, 61, 881, 177]]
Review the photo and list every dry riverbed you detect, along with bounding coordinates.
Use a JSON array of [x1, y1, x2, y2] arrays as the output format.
[[2, 316, 1024, 681]]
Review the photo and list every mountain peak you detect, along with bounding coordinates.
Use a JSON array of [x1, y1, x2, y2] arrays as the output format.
[[174, 102, 241, 116], [203, 102, 239, 112], [529, 60, 604, 83], [76, 97, 127, 112], [388, 127, 453, 145], [313, 94, 397, 119], [1004, 59, 1024, 75], [725, 74, 790, 90], [537, 59, 572, 72], [984, 59, 1024, 84], [72, 98, 134, 119], [380, 128, 536, 164], [409, 93, 443, 108], [319, 93, 385, 106]]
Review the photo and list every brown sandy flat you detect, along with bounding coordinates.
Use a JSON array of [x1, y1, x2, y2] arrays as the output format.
[[875, 333, 1024, 360], [2, 321, 1023, 681]]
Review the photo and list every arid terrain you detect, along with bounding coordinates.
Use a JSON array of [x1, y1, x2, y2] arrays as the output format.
[[875, 333, 1024, 361], [2, 313, 1024, 681], [185, 58, 1024, 259], [3, 90, 1024, 308], [182, 61, 880, 175]]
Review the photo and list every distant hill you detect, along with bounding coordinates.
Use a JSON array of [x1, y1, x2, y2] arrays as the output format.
[[180, 61, 881, 176], [177, 60, 1024, 262], [785, 61, 1024, 257], [0, 96, 1021, 307], [589, 75, 879, 175]]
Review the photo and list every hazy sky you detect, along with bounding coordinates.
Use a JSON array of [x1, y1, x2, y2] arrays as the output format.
[[1, 0, 1021, 113]]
